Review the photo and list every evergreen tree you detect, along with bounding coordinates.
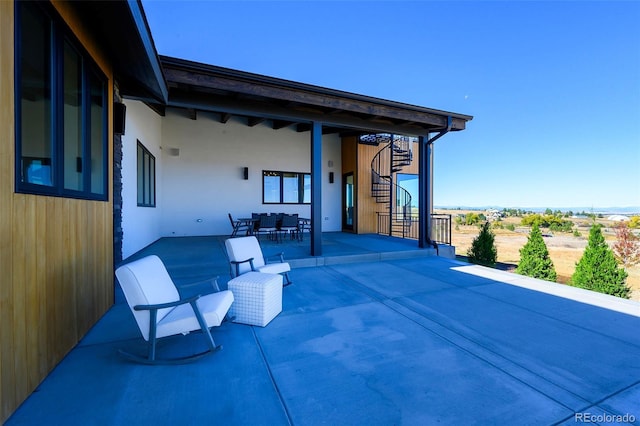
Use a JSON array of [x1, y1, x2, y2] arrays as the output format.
[[570, 225, 630, 298], [516, 223, 557, 282], [467, 221, 497, 266]]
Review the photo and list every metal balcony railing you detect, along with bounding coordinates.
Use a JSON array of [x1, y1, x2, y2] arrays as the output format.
[[376, 213, 452, 246]]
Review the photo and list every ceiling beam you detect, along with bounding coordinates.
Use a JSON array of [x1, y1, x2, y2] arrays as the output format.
[[296, 123, 311, 133], [273, 120, 295, 130], [168, 90, 448, 136], [247, 117, 265, 127], [162, 66, 469, 131], [220, 112, 231, 123], [144, 102, 166, 117]]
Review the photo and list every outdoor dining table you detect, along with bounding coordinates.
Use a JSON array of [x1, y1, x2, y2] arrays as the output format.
[[237, 217, 259, 235]]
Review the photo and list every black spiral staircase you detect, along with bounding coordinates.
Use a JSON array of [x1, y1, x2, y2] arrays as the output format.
[[360, 133, 415, 237]]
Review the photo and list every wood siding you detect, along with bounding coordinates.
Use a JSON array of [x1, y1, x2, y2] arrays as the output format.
[[1, 2, 114, 422], [341, 136, 357, 231], [343, 136, 420, 235]]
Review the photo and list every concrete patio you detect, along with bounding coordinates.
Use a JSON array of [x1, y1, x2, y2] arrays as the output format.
[[6, 234, 640, 425]]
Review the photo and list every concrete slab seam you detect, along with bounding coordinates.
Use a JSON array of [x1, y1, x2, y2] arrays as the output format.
[[250, 326, 294, 426], [379, 298, 589, 412]]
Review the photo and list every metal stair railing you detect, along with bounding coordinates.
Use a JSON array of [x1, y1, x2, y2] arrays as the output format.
[[364, 134, 413, 237]]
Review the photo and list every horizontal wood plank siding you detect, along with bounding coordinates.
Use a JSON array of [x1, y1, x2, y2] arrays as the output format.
[[346, 139, 421, 235], [1, 2, 114, 422], [357, 143, 380, 234], [341, 136, 357, 231]]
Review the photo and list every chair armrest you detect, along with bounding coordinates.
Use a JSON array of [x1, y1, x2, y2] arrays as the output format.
[[265, 252, 285, 263], [134, 294, 200, 311], [230, 258, 256, 276]]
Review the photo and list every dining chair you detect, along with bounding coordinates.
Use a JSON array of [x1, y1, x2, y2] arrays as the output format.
[[228, 213, 251, 237], [280, 214, 299, 240], [256, 214, 277, 241]]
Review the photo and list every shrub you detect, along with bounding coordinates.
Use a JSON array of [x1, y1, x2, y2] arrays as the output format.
[[467, 222, 497, 267], [570, 225, 629, 298], [465, 212, 481, 226], [612, 222, 640, 268], [506, 223, 516, 231], [516, 223, 557, 282], [522, 214, 573, 232]]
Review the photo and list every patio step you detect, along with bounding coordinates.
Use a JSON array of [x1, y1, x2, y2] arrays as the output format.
[[288, 246, 438, 268]]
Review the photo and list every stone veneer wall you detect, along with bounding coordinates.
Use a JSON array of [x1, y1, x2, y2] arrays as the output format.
[[113, 86, 123, 265]]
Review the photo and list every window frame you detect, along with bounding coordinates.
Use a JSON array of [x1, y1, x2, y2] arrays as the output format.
[[136, 141, 156, 208], [14, 1, 109, 201], [262, 170, 311, 205]]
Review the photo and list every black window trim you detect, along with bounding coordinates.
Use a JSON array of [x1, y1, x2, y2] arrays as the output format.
[[262, 170, 311, 205], [14, 1, 109, 201], [137, 140, 156, 208]]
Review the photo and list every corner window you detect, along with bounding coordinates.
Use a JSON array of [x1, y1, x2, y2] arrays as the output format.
[[137, 141, 156, 207], [15, 2, 108, 200], [263, 170, 310, 204]]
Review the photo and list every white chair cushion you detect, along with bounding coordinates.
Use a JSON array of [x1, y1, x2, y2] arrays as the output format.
[[116, 255, 235, 342], [225, 236, 266, 274], [258, 262, 290, 275], [116, 255, 181, 340], [156, 290, 234, 339], [225, 236, 291, 279]]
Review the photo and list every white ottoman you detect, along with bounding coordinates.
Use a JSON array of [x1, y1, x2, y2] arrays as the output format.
[[227, 271, 283, 327]]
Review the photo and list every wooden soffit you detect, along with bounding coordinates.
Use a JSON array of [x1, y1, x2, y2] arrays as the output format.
[[159, 56, 472, 136]]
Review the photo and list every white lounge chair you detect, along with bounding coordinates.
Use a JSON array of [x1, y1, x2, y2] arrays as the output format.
[[224, 236, 292, 286], [115, 255, 234, 364]]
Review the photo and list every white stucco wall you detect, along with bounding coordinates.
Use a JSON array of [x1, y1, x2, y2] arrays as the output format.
[[121, 100, 163, 259], [158, 109, 342, 236]]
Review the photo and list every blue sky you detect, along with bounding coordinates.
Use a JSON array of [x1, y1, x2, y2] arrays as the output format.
[[142, 0, 640, 210]]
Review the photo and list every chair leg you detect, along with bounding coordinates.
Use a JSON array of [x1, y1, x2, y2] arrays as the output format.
[[190, 300, 220, 353], [118, 304, 222, 365], [283, 272, 292, 287], [148, 310, 158, 361]]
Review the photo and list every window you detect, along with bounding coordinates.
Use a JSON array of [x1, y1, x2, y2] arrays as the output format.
[[397, 173, 418, 209], [15, 2, 108, 200], [262, 170, 310, 204], [137, 141, 155, 207]]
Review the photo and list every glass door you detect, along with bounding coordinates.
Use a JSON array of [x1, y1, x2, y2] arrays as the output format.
[[343, 173, 354, 230]]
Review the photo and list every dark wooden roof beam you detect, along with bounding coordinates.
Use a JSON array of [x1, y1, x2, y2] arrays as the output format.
[[162, 65, 470, 131], [220, 112, 232, 123], [273, 120, 295, 130], [144, 102, 166, 117], [168, 90, 456, 136], [296, 123, 311, 133], [247, 117, 265, 127]]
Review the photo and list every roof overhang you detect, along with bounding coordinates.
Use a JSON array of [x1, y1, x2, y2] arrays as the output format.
[[158, 56, 473, 137], [69, 0, 168, 103]]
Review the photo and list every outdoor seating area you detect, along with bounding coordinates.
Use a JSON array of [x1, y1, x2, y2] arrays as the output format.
[[225, 235, 293, 286], [6, 233, 640, 425], [115, 255, 234, 364], [228, 212, 310, 242]]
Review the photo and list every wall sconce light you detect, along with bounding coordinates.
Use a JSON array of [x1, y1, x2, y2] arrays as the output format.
[[329, 172, 334, 183], [243, 167, 249, 180], [113, 102, 126, 135]]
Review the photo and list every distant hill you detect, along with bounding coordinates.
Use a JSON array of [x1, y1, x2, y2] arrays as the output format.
[[436, 206, 640, 215]]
